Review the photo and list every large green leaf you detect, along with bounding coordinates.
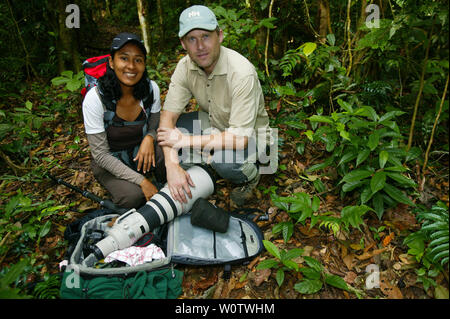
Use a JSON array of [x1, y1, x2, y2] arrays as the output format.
[[372, 193, 385, 220], [276, 269, 285, 287], [338, 150, 359, 166], [256, 259, 279, 269], [0, 259, 29, 287], [342, 180, 366, 192], [370, 171, 386, 193], [379, 150, 389, 168], [383, 184, 415, 206], [299, 267, 321, 280], [303, 256, 323, 272], [302, 42, 317, 56], [325, 274, 350, 291], [263, 240, 281, 260], [308, 115, 334, 124], [356, 149, 371, 167], [294, 279, 323, 294], [367, 130, 380, 150], [342, 169, 373, 183], [386, 172, 417, 188]]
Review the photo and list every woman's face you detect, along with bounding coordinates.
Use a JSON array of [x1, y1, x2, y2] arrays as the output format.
[[109, 42, 146, 88]]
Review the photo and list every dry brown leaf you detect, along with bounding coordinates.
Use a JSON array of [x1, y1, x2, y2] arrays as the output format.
[[344, 271, 357, 284], [380, 279, 403, 299], [252, 268, 271, 287], [356, 248, 388, 261], [299, 225, 320, 237], [343, 254, 355, 270], [382, 232, 395, 247], [194, 274, 218, 290]]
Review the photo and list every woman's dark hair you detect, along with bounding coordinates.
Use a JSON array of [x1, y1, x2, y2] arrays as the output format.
[[97, 42, 149, 102]]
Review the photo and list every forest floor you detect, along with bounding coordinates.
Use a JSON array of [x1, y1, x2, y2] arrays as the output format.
[[2, 75, 447, 300], [1, 21, 448, 299]]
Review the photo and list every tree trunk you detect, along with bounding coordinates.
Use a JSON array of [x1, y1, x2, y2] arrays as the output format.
[[247, 0, 266, 60], [318, 0, 329, 40], [136, 0, 152, 59], [55, 0, 81, 72], [157, 0, 165, 49]]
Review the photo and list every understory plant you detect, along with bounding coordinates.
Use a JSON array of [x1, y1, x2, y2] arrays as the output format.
[[403, 201, 449, 292], [271, 191, 373, 242], [258, 240, 361, 297], [306, 99, 419, 219]]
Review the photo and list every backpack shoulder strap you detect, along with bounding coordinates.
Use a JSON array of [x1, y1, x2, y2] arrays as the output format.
[[142, 78, 154, 112]]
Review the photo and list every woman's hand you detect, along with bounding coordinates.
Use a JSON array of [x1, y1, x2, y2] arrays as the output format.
[[134, 135, 155, 173], [140, 178, 158, 201], [166, 164, 195, 203], [157, 127, 189, 149]]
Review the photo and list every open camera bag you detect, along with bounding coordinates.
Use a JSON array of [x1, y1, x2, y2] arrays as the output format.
[[60, 207, 264, 299]]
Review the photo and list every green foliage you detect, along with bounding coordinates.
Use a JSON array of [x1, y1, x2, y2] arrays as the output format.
[[212, 5, 276, 69], [404, 201, 449, 267], [0, 189, 67, 258], [0, 259, 32, 299], [258, 242, 358, 296], [51, 70, 85, 93], [270, 192, 320, 242], [271, 191, 373, 241], [0, 99, 54, 164], [307, 99, 418, 219], [294, 256, 356, 296], [403, 202, 449, 293], [33, 274, 61, 299], [257, 240, 303, 286]]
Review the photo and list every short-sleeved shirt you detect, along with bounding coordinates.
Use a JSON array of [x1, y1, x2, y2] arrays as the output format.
[[163, 46, 271, 143]]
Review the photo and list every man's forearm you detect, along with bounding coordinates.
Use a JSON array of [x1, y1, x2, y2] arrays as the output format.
[[159, 110, 181, 167], [188, 131, 248, 150]]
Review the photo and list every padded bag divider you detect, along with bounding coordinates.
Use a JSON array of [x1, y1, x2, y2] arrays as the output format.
[[168, 213, 264, 265]]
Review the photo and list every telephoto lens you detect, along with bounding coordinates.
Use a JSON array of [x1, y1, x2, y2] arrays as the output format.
[[90, 165, 215, 261]]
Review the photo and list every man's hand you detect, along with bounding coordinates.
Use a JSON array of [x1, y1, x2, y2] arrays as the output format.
[[134, 135, 155, 173], [140, 178, 158, 201], [166, 164, 195, 203], [157, 127, 189, 149]]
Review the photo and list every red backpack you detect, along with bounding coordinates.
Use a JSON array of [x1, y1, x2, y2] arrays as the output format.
[[80, 54, 110, 99]]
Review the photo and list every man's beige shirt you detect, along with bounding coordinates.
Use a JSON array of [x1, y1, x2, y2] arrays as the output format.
[[163, 46, 271, 142]]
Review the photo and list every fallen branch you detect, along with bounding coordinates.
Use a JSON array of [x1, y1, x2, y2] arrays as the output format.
[[0, 149, 29, 175]]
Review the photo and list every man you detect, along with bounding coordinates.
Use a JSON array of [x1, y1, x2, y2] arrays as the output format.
[[157, 5, 272, 207]]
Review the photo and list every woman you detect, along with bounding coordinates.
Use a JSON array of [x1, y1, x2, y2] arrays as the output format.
[[82, 32, 165, 209]]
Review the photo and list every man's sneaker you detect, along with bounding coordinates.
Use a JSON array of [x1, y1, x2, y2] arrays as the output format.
[[230, 174, 261, 207]]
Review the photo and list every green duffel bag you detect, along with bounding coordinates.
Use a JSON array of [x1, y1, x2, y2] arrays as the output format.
[[60, 268, 183, 299]]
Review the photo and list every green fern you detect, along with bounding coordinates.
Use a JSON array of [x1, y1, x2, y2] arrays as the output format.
[[279, 48, 303, 77], [32, 274, 60, 299], [417, 202, 449, 267]]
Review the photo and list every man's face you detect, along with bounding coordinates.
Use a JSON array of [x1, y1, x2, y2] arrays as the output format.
[[181, 29, 223, 75]]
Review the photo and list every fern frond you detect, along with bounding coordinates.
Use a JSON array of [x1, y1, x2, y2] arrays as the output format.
[[430, 230, 449, 240], [429, 236, 449, 248], [432, 249, 449, 264], [422, 221, 448, 232], [279, 48, 303, 77], [319, 220, 340, 236]]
